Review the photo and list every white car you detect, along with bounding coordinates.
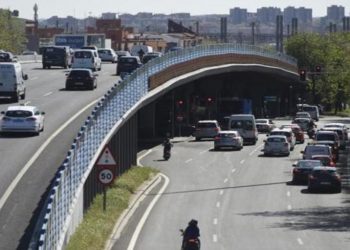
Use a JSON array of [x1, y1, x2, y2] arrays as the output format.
[[72, 49, 102, 71], [98, 48, 118, 63], [0, 105, 45, 135], [214, 130, 243, 150], [263, 135, 290, 156]]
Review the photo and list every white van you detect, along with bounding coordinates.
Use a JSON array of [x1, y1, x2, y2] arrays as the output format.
[[0, 62, 27, 102], [228, 114, 258, 144], [71, 49, 101, 71]]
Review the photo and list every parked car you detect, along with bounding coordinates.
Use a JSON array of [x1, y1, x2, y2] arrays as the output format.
[[308, 166, 341, 193], [263, 135, 290, 156], [0, 105, 45, 135], [65, 68, 97, 90], [292, 159, 322, 184], [194, 120, 220, 141], [269, 128, 296, 150], [214, 130, 243, 150], [71, 49, 101, 71], [98, 48, 118, 63], [116, 56, 142, 75], [255, 118, 276, 133]]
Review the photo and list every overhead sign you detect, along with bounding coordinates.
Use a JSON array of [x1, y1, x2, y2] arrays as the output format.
[[98, 167, 114, 185], [96, 146, 117, 166]]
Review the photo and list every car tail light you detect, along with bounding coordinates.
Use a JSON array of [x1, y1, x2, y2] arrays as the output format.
[[26, 117, 37, 121], [214, 136, 220, 141]]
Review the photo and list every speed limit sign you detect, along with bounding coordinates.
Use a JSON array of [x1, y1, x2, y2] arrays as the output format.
[[98, 168, 114, 185]]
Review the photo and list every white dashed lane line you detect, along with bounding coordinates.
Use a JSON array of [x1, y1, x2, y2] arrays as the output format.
[[30, 76, 38, 80], [213, 234, 218, 243], [240, 160, 245, 164], [213, 218, 218, 225], [287, 204, 292, 210], [199, 150, 207, 155], [219, 190, 224, 195], [185, 159, 193, 163], [297, 238, 304, 245], [216, 202, 221, 208], [224, 178, 228, 183], [287, 191, 291, 197], [43, 91, 53, 97], [231, 168, 236, 173]]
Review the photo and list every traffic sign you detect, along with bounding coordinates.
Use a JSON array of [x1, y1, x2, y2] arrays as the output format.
[[96, 146, 117, 166], [98, 168, 114, 185]]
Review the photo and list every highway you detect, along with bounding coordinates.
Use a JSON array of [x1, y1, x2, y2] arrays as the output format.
[[0, 62, 120, 250], [114, 118, 350, 250]]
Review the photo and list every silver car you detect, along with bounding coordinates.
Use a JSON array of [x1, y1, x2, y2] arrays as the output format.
[[263, 135, 290, 156], [214, 131, 243, 150], [194, 120, 220, 141]]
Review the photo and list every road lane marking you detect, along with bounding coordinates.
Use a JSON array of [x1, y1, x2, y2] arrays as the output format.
[[31, 76, 38, 80], [219, 190, 224, 195], [231, 168, 236, 173], [297, 238, 304, 245], [213, 234, 218, 242], [0, 99, 99, 211], [213, 218, 218, 225], [137, 150, 152, 167], [249, 143, 264, 156], [240, 160, 245, 164], [43, 91, 53, 97], [199, 150, 207, 155], [185, 159, 193, 163], [127, 174, 170, 250], [224, 178, 228, 183], [287, 205, 292, 210], [287, 191, 291, 197], [24, 101, 31, 105], [216, 202, 220, 208]]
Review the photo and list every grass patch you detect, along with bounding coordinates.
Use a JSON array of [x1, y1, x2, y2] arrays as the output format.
[[66, 166, 158, 250]]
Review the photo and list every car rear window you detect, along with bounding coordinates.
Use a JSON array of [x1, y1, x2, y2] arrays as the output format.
[[119, 57, 137, 63], [5, 110, 33, 118], [220, 133, 235, 138], [298, 161, 321, 168], [316, 133, 336, 141], [267, 137, 285, 142], [312, 169, 336, 177], [69, 70, 90, 77], [74, 51, 92, 58], [197, 122, 217, 128], [271, 131, 291, 137], [230, 120, 253, 130], [306, 146, 330, 154]]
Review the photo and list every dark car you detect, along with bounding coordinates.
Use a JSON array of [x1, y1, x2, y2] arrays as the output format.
[[292, 159, 322, 184], [292, 117, 311, 131], [142, 52, 162, 64], [65, 69, 97, 90], [0, 52, 16, 62], [42, 46, 72, 69], [116, 56, 142, 75], [308, 166, 341, 193]]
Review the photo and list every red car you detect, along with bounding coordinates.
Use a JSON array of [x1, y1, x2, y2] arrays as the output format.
[[280, 124, 305, 143]]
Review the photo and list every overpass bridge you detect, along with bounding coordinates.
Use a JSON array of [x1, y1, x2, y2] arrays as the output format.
[[32, 44, 302, 249]]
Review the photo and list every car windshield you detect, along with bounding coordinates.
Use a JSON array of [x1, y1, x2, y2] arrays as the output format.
[[5, 110, 33, 118]]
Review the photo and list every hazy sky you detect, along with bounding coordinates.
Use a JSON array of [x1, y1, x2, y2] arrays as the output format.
[[1, 0, 349, 19]]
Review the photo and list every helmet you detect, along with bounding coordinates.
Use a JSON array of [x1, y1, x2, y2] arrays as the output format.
[[189, 219, 198, 226]]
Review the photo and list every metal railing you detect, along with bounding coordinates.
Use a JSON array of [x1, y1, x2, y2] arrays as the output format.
[[35, 44, 297, 249]]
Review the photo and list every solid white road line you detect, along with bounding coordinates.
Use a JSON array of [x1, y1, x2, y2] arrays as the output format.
[[43, 91, 53, 97], [127, 174, 170, 250], [0, 99, 99, 211], [185, 159, 193, 163], [137, 149, 152, 167]]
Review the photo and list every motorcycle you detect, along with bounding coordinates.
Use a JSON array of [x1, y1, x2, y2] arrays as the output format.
[[307, 127, 317, 139], [180, 229, 200, 250], [163, 149, 171, 160]]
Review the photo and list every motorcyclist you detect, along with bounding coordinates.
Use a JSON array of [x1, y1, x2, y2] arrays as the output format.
[[182, 219, 200, 250], [162, 137, 172, 157], [307, 119, 317, 138]]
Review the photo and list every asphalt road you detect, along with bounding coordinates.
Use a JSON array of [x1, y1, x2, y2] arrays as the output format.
[[118, 118, 350, 250], [0, 62, 120, 250]]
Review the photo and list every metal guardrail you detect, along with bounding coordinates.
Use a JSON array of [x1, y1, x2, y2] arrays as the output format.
[[34, 44, 297, 249]]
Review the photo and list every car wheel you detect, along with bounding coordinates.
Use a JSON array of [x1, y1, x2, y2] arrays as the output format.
[[88, 83, 94, 90], [12, 93, 19, 102], [65, 84, 71, 90], [214, 146, 219, 151], [335, 187, 341, 193], [195, 137, 200, 141], [20, 90, 26, 100]]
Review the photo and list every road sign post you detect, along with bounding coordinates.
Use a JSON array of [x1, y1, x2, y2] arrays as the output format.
[[97, 167, 114, 211]]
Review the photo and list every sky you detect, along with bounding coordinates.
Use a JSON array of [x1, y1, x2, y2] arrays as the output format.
[[1, 0, 349, 20]]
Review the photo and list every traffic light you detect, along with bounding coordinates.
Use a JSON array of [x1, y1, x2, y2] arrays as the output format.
[[299, 69, 306, 81], [207, 97, 213, 103], [177, 100, 184, 106]]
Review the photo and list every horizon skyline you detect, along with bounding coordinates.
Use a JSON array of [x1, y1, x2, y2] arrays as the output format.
[[1, 1, 349, 20]]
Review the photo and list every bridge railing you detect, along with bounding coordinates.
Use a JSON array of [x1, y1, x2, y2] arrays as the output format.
[[35, 44, 297, 249]]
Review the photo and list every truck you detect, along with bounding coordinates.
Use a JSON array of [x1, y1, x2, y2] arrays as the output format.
[[54, 34, 106, 49], [0, 62, 28, 102]]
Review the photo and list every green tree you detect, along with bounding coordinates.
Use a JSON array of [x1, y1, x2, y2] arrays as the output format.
[[0, 9, 26, 54]]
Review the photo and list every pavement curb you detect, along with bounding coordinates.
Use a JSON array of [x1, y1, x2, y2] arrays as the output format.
[[104, 172, 163, 250]]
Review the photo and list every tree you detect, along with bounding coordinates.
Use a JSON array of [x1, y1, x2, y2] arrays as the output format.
[[0, 9, 26, 53]]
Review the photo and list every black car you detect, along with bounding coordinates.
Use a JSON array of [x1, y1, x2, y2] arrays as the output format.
[[308, 166, 341, 193], [142, 52, 162, 64], [0, 52, 16, 62], [42, 46, 72, 69], [65, 69, 97, 90], [292, 159, 322, 184], [116, 56, 142, 75]]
